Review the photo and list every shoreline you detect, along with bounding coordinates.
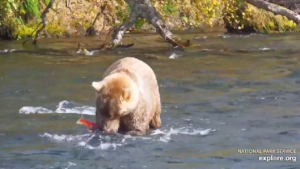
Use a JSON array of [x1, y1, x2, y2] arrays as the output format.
[[0, 25, 229, 41]]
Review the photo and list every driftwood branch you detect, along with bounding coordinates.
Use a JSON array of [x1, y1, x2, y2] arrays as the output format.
[[267, 0, 300, 14], [246, 0, 300, 24], [107, 0, 190, 49]]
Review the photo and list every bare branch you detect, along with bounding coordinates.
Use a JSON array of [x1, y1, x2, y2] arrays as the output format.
[[32, 0, 55, 44], [22, 22, 42, 45], [109, 0, 190, 49], [86, 0, 107, 36], [65, 0, 73, 13]]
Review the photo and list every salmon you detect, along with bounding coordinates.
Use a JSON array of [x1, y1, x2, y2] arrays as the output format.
[[76, 118, 100, 132]]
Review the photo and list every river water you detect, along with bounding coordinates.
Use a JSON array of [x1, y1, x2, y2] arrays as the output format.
[[0, 31, 300, 169]]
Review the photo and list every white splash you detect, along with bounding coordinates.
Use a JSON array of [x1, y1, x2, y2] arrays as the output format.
[[84, 50, 98, 56], [65, 162, 76, 169], [182, 118, 191, 121], [259, 47, 271, 51], [0, 49, 16, 53], [40, 132, 123, 150], [76, 49, 98, 56], [151, 127, 215, 143], [39, 126, 215, 150], [19, 100, 95, 115], [202, 49, 212, 51], [55, 101, 95, 115], [169, 53, 181, 59], [19, 106, 52, 114], [27, 101, 216, 149], [221, 35, 231, 38]]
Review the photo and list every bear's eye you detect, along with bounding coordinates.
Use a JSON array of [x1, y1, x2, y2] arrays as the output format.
[[97, 99, 111, 118]]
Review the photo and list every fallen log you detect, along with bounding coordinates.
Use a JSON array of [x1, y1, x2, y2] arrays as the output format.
[[246, 0, 300, 24], [106, 0, 190, 49]]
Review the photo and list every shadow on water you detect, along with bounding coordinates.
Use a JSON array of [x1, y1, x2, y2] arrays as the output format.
[[1, 31, 300, 169]]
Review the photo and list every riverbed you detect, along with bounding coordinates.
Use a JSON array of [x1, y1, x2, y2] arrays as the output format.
[[0, 31, 299, 169]]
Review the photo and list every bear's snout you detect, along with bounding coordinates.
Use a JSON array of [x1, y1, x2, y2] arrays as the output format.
[[103, 127, 117, 134], [103, 129, 116, 133], [101, 118, 120, 133]]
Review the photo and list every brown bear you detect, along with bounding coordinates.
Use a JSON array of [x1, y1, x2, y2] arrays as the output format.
[[91, 57, 161, 136]]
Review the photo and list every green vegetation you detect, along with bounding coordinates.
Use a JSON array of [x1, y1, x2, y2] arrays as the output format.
[[0, 0, 299, 40], [0, 0, 43, 39], [0, 0, 66, 40]]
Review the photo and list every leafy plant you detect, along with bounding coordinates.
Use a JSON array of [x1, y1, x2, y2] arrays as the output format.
[[134, 17, 146, 29], [21, 0, 41, 18], [162, 0, 177, 15], [45, 0, 50, 5]]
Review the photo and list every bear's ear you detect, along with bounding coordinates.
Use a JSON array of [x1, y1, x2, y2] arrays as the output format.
[[122, 88, 131, 101], [92, 81, 103, 91]]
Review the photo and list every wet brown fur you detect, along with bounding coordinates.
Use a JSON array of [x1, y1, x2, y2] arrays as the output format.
[[93, 57, 161, 136], [100, 76, 131, 101]]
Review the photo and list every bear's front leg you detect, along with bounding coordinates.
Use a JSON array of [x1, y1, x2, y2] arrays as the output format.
[[124, 119, 150, 136], [125, 130, 146, 136]]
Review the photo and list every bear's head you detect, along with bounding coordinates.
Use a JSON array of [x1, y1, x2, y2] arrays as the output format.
[[92, 72, 139, 133]]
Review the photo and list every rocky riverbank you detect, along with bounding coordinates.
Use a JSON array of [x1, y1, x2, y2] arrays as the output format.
[[1, 0, 300, 40]]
